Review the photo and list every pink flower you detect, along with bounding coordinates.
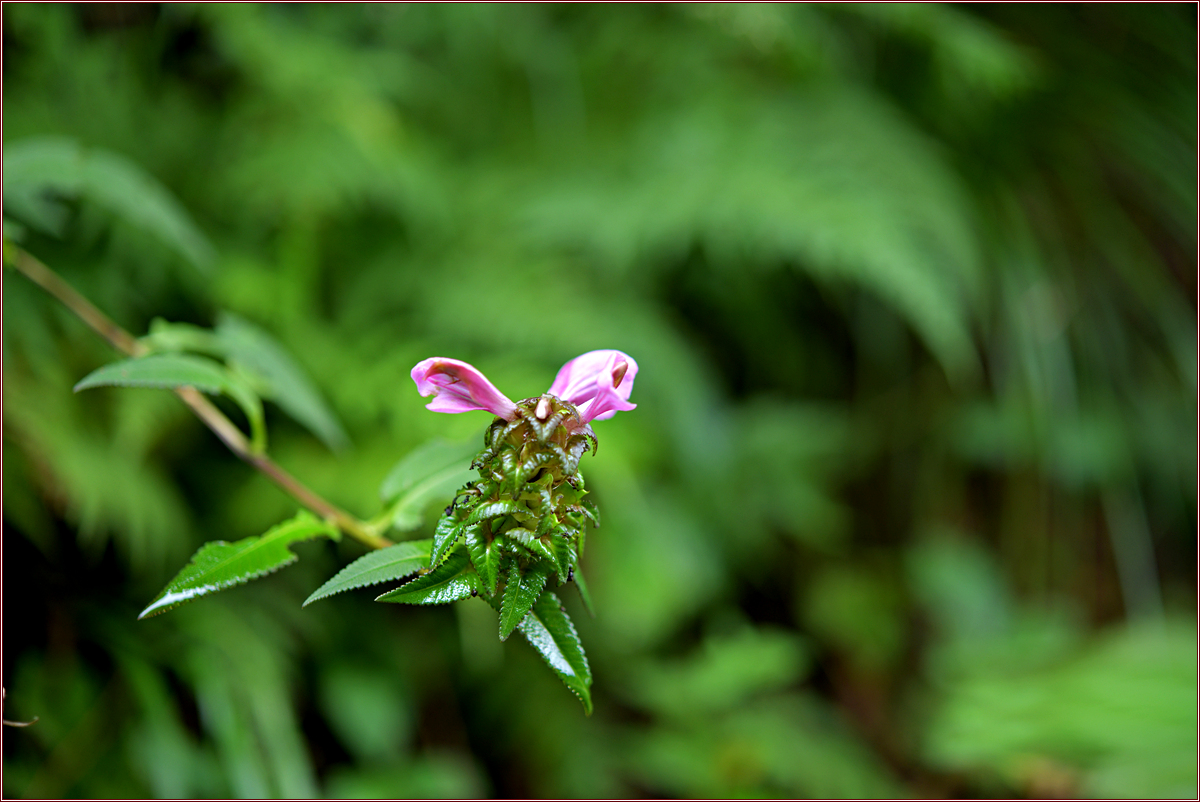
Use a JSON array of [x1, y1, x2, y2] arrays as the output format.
[[548, 349, 638, 423], [411, 358, 519, 418], [412, 350, 637, 425]]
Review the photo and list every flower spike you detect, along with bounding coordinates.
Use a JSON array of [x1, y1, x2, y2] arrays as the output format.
[[404, 348, 636, 713]]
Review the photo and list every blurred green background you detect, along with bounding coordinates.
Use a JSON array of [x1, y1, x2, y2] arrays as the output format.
[[2, 3, 1196, 798]]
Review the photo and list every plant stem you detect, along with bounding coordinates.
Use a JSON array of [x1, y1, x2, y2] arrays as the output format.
[[9, 246, 148, 357], [7, 247, 392, 551]]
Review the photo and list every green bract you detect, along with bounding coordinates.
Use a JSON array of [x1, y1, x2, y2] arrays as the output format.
[[380, 394, 600, 712]]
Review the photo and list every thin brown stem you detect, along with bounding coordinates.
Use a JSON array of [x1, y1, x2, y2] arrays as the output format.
[[10, 248, 147, 357], [7, 247, 391, 551]]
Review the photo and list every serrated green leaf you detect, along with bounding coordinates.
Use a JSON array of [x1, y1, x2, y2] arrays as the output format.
[[551, 536, 578, 581], [216, 313, 349, 451], [430, 513, 465, 568], [500, 561, 549, 641], [376, 549, 477, 605], [464, 524, 501, 596], [75, 354, 231, 394], [467, 500, 526, 525], [517, 591, 593, 714], [379, 439, 478, 531], [138, 511, 339, 619], [516, 451, 555, 485], [505, 527, 556, 564], [302, 539, 432, 606]]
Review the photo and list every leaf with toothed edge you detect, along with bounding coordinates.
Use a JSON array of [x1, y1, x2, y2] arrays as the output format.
[[518, 591, 593, 714], [551, 536, 577, 580], [479, 588, 593, 713], [505, 527, 556, 564], [500, 561, 549, 641], [581, 498, 600, 528], [464, 524, 501, 595], [139, 511, 339, 619], [466, 500, 526, 525], [376, 549, 477, 605], [303, 539, 432, 606], [429, 513, 465, 568]]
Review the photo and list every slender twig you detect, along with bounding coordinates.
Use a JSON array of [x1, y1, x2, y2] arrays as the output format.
[[7, 247, 392, 551], [10, 247, 147, 357]]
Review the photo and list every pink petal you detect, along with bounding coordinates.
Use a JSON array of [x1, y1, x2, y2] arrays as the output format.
[[548, 350, 638, 423], [411, 357, 518, 418]]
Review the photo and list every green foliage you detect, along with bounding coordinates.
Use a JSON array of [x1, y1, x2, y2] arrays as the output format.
[[389, 394, 602, 706], [139, 511, 339, 618], [3, 136, 214, 268], [500, 561, 550, 642], [2, 3, 1194, 798], [137, 317, 350, 453], [623, 626, 812, 720], [74, 353, 235, 395], [378, 438, 479, 531], [75, 353, 266, 452], [464, 520, 503, 596], [925, 621, 1197, 798], [510, 591, 593, 716], [303, 539, 432, 606], [214, 312, 350, 452], [375, 548, 478, 605], [429, 509, 466, 568]]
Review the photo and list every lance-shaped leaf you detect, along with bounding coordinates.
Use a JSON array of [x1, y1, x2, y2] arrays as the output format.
[[303, 539, 432, 606], [216, 313, 350, 452], [139, 511, 339, 619], [379, 439, 479, 531], [517, 591, 593, 714], [376, 549, 477, 605], [75, 353, 267, 452], [75, 353, 230, 394], [430, 513, 465, 568], [550, 536, 578, 581], [464, 524, 502, 596], [499, 561, 549, 641], [137, 316, 350, 454]]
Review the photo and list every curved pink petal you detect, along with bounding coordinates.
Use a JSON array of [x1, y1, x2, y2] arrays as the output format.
[[548, 350, 638, 423], [411, 357, 518, 418]]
